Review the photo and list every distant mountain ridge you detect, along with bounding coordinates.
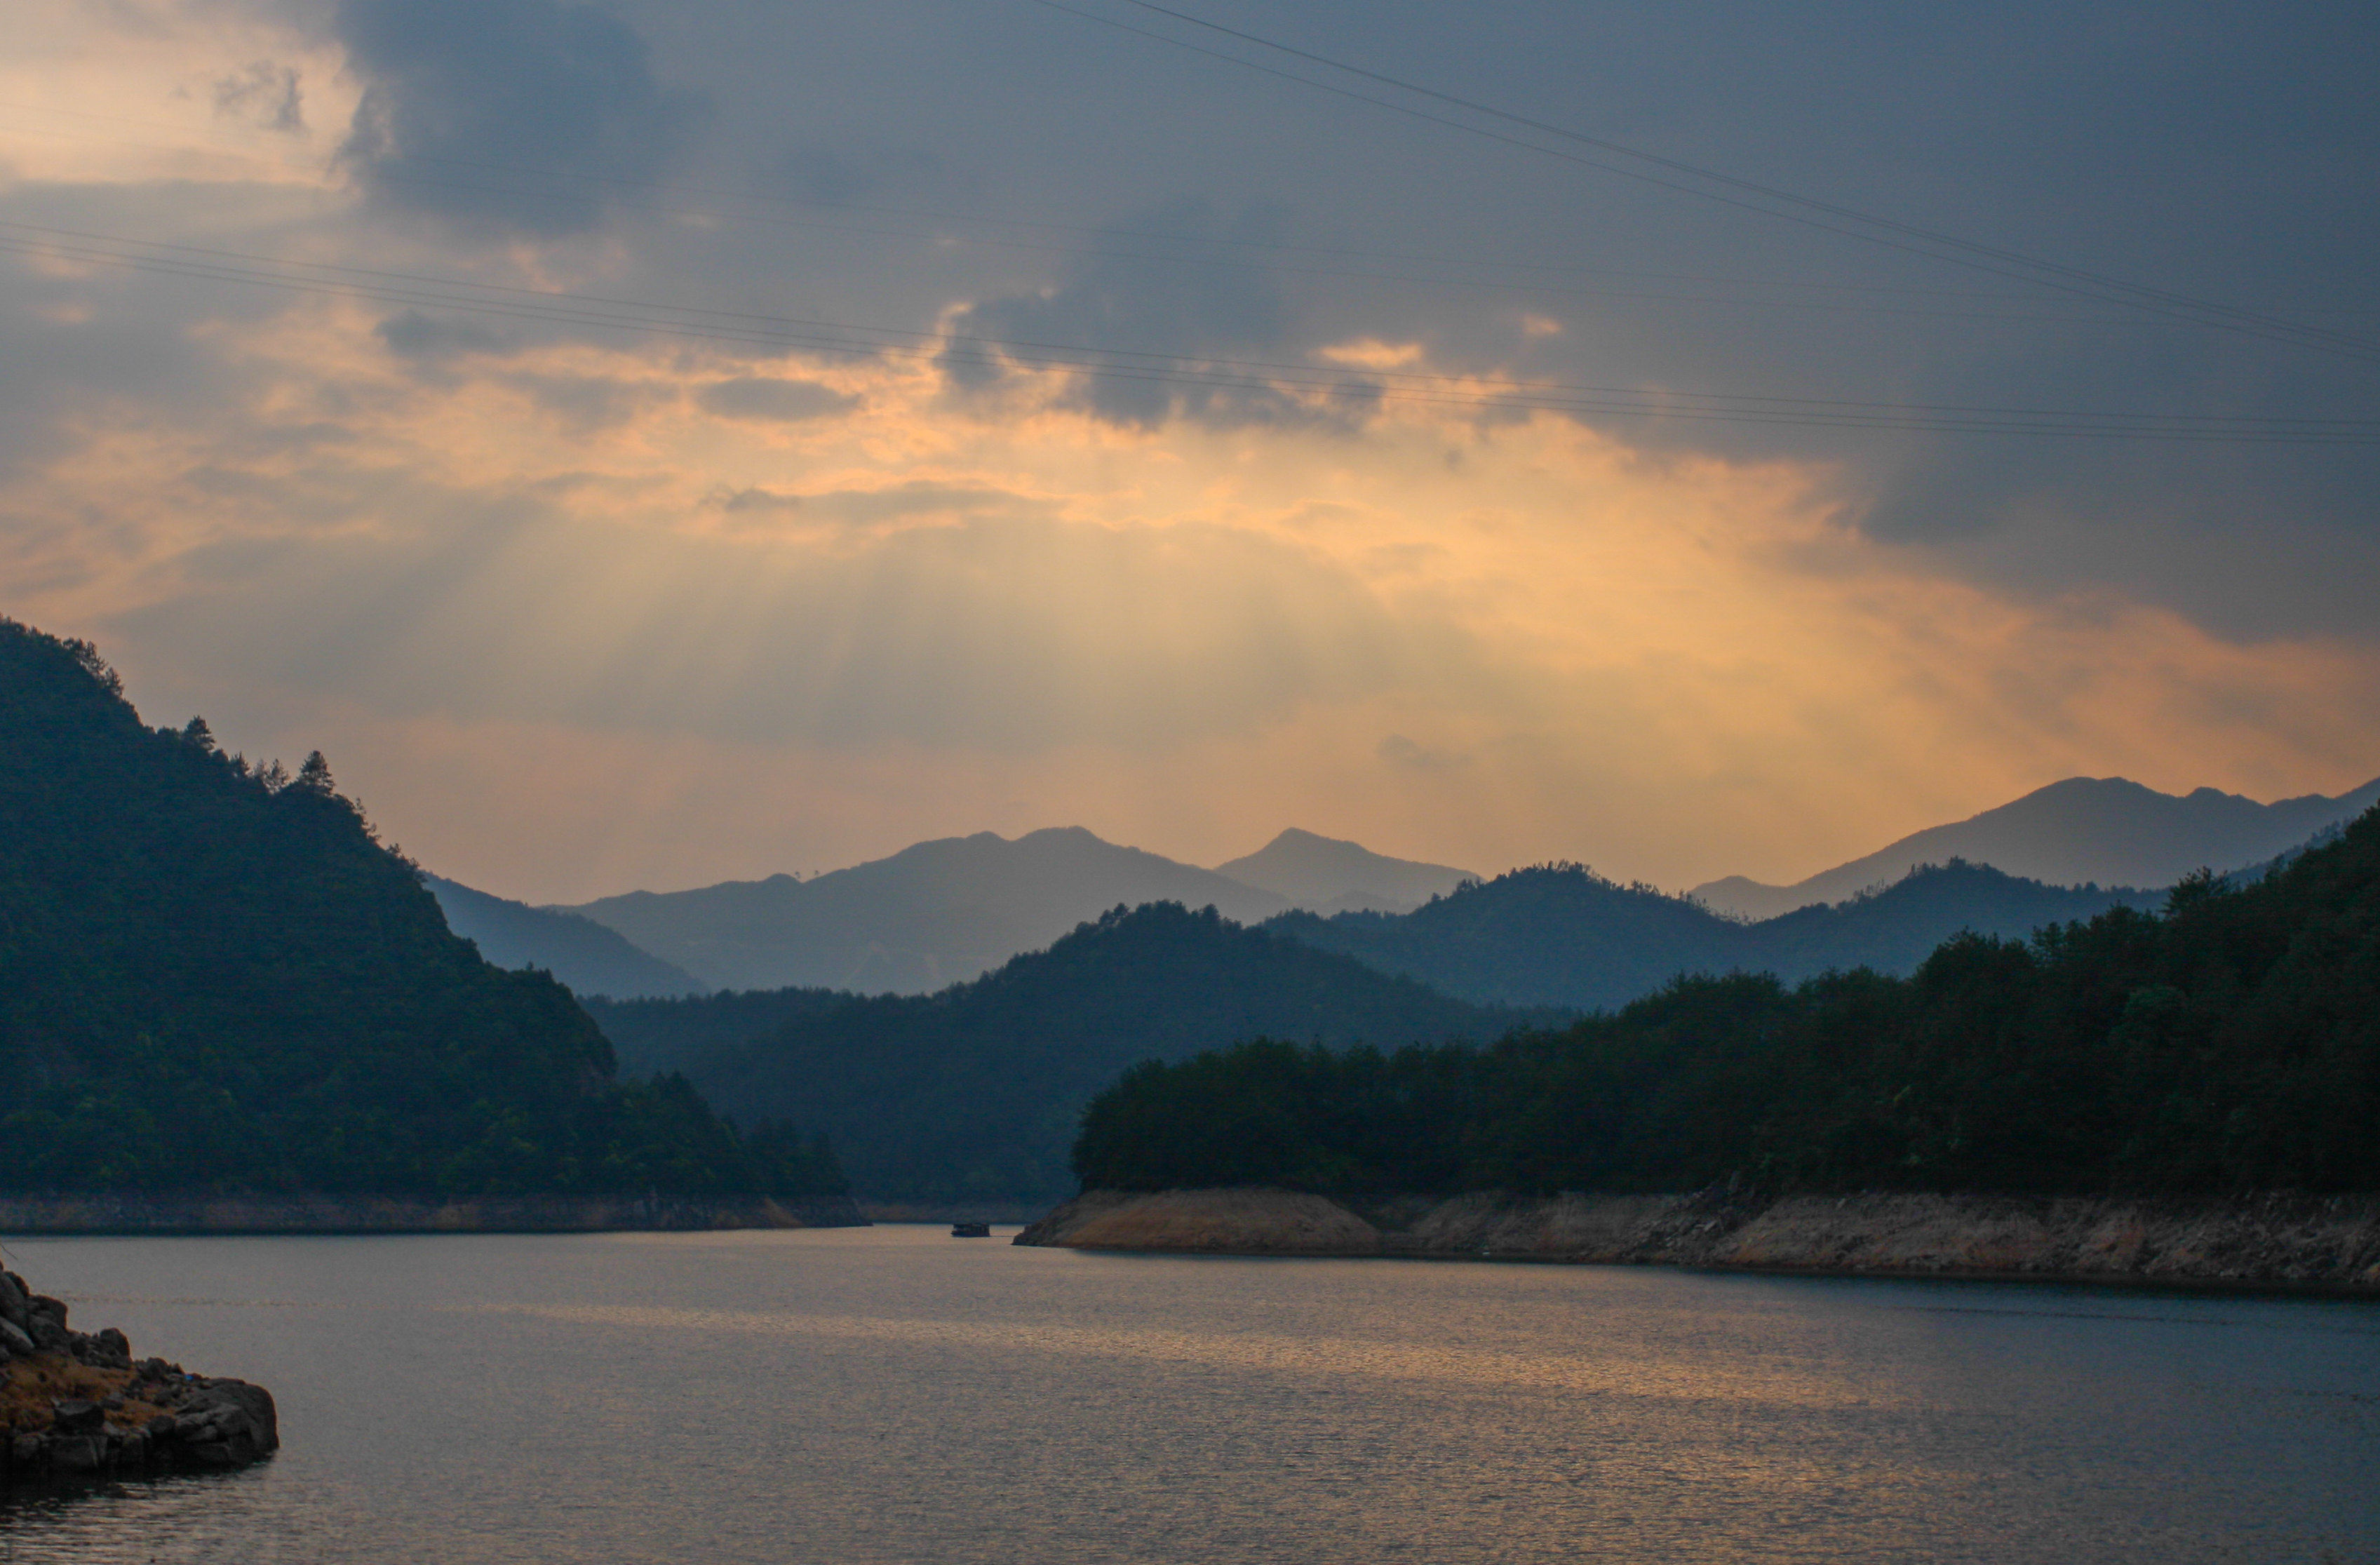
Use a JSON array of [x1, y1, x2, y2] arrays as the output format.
[[567, 826, 1293, 993], [1216, 828, 1475, 915], [424, 875, 707, 999], [1693, 774, 2380, 919]]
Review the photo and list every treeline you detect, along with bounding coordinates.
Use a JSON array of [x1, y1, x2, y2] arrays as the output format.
[[0, 619, 842, 1198], [1077, 804, 2380, 1196]]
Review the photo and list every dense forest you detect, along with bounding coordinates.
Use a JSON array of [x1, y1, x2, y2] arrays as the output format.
[[0, 619, 841, 1198], [1267, 859, 2160, 1012], [1079, 805, 2380, 1196], [647, 901, 1541, 1206]]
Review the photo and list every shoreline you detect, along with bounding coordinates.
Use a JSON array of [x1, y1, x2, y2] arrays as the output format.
[[0, 1193, 868, 1235], [1016, 1187, 2380, 1292]]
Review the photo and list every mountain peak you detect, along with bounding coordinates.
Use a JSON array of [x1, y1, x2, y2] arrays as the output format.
[[1692, 773, 2380, 919], [1216, 828, 1475, 913]]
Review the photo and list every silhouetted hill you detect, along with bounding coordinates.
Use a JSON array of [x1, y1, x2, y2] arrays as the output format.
[[665, 901, 1535, 1205], [425, 874, 707, 999], [1214, 828, 1476, 914], [1271, 860, 2158, 1011], [1694, 774, 2380, 918], [567, 826, 1290, 993], [0, 619, 838, 1199]]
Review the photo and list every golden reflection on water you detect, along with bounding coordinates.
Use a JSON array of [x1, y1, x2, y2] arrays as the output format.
[[491, 1299, 1872, 1413]]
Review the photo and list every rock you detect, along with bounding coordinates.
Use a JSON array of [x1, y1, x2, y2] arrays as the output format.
[[97, 1326, 132, 1361], [28, 1314, 71, 1353], [11, 1433, 46, 1465], [0, 1317, 34, 1359], [144, 1413, 180, 1441], [184, 1380, 281, 1453], [29, 1295, 67, 1331], [0, 1270, 29, 1331], [46, 1435, 104, 1473], [184, 1441, 238, 1467], [51, 1399, 105, 1434]]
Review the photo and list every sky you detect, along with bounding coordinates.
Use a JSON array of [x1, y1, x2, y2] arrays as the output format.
[[4, 0, 2376, 903]]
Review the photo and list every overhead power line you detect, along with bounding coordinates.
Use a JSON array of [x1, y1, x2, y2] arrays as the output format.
[[1029, 0, 2380, 368], [4, 220, 2372, 444]]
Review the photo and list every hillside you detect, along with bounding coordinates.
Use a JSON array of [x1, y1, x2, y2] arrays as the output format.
[[1694, 773, 2380, 918], [1076, 803, 2380, 1199], [0, 619, 839, 1200], [664, 901, 1535, 1207], [1269, 859, 2157, 1012], [1214, 828, 1476, 914], [567, 826, 1291, 993], [581, 986, 852, 1078], [426, 874, 707, 999]]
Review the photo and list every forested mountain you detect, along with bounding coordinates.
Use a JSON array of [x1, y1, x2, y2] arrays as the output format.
[[1214, 828, 1475, 914], [581, 986, 852, 1079], [1269, 859, 2159, 1012], [1693, 773, 2380, 918], [0, 619, 839, 1198], [568, 826, 1292, 993], [657, 902, 1535, 1206], [426, 874, 707, 999], [1079, 805, 2380, 1197]]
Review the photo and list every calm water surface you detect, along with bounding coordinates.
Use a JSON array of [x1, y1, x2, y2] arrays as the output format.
[[1, 1227, 2374, 1563]]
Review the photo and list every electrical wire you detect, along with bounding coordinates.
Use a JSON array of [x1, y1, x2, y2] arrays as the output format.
[[1028, 0, 2380, 366]]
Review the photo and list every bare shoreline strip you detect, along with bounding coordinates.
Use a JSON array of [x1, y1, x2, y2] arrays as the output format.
[[1015, 1188, 2380, 1294]]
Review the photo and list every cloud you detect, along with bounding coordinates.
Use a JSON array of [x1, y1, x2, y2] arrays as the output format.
[[706, 485, 804, 514], [375, 309, 504, 361], [694, 376, 857, 422], [1377, 734, 1472, 773], [213, 60, 306, 133], [939, 199, 1374, 429], [332, 0, 707, 236]]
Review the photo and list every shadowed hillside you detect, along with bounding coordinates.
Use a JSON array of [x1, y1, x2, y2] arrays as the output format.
[[1077, 804, 2380, 1199], [1269, 859, 2160, 1012], [0, 619, 839, 1200], [657, 901, 1537, 1206]]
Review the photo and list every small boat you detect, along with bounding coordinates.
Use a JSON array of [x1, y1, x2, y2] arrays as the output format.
[[950, 1221, 993, 1238]]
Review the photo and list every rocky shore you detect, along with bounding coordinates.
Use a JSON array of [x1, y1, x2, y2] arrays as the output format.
[[0, 1192, 867, 1235], [1, 1265, 277, 1486], [1016, 1187, 2380, 1289]]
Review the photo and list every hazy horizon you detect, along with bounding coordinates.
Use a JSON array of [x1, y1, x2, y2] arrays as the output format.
[[6, 1, 2376, 905]]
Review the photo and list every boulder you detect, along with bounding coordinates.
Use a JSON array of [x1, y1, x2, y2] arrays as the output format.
[[28, 1314, 70, 1353], [0, 1270, 29, 1331], [46, 1435, 104, 1473], [0, 1317, 34, 1359], [96, 1326, 132, 1361], [51, 1399, 105, 1434]]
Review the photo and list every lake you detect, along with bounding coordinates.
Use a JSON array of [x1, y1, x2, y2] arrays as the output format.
[[2, 1226, 2375, 1563]]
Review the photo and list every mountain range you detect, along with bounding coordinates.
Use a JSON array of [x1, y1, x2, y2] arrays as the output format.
[[1692, 774, 2380, 919], [558, 826, 1470, 993], [1271, 859, 2163, 1012]]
